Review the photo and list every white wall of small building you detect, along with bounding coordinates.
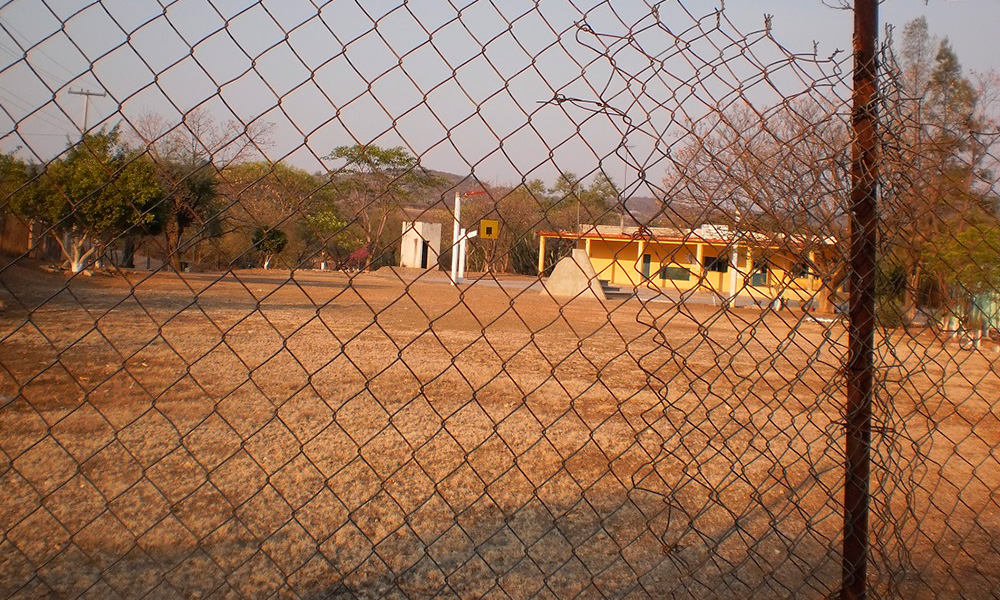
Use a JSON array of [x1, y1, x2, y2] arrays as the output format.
[[399, 221, 442, 269]]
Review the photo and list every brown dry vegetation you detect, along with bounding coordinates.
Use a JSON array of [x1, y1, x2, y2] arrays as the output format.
[[0, 261, 998, 599]]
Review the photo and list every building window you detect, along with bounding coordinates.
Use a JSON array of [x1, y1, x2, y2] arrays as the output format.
[[791, 261, 811, 279], [751, 263, 768, 286], [661, 265, 691, 281], [705, 255, 729, 273]]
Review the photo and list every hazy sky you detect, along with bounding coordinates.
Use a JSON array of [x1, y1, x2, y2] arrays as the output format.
[[730, 1, 998, 76], [0, 0, 996, 193]]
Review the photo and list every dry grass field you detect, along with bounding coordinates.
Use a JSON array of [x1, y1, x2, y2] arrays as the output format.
[[1, 261, 998, 599]]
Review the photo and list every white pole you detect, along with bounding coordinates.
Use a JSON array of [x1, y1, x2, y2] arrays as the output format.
[[459, 229, 478, 280], [458, 228, 467, 280], [728, 243, 739, 307], [451, 191, 461, 284]]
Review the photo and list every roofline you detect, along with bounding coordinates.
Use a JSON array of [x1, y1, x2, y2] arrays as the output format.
[[536, 229, 837, 248]]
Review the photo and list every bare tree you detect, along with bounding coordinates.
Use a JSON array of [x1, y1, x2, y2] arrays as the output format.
[[128, 109, 272, 271]]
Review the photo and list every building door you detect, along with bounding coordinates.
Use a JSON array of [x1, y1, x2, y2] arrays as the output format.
[[420, 241, 429, 269], [642, 254, 651, 279]]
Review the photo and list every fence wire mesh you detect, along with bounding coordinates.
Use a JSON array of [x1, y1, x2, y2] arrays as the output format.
[[0, 1, 998, 598]]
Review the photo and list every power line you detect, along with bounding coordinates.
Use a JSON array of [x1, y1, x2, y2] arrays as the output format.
[[0, 40, 73, 85], [0, 85, 76, 134], [0, 16, 80, 80]]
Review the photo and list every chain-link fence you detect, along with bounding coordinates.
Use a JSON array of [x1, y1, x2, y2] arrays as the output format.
[[1, 1, 998, 598]]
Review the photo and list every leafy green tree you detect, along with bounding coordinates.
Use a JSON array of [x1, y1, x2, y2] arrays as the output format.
[[158, 160, 218, 271], [302, 209, 351, 268], [219, 161, 344, 268], [252, 227, 287, 269], [0, 152, 27, 198], [9, 128, 162, 272], [924, 212, 1000, 297], [545, 171, 620, 232], [325, 144, 438, 270], [0, 152, 30, 256]]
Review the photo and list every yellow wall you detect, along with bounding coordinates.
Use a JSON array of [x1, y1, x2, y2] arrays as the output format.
[[552, 235, 829, 302]]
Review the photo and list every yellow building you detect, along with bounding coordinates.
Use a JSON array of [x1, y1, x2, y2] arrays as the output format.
[[537, 224, 839, 309]]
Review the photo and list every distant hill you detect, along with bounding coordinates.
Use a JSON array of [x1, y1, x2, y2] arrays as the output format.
[[412, 169, 712, 228], [421, 170, 492, 205]]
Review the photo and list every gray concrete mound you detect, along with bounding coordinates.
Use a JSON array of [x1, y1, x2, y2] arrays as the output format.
[[542, 249, 607, 301]]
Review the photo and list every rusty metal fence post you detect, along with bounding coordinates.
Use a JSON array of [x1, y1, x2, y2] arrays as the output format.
[[843, 1, 879, 599]]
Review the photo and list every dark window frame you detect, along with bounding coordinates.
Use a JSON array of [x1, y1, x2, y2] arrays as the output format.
[[704, 255, 729, 273]]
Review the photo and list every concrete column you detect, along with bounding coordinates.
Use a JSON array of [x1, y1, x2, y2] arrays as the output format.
[[728, 243, 740, 303], [693, 243, 705, 278]]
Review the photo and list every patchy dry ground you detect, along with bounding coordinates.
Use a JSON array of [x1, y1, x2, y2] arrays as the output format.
[[0, 260, 997, 599]]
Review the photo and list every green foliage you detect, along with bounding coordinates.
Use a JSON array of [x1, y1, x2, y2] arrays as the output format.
[[327, 144, 439, 205], [876, 297, 908, 329], [0, 152, 28, 200], [329, 145, 418, 174], [304, 210, 347, 233], [545, 171, 620, 231], [12, 128, 162, 236], [325, 144, 439, 269], [163, 161, 217, 233], [252, 227, 288, 255], [205, 161, 346, 269], [924, 216, 1000, 296], [302, 208, 357, 263]]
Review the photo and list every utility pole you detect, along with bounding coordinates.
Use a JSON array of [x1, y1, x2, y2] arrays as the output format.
[[68, 88, 107, 133]]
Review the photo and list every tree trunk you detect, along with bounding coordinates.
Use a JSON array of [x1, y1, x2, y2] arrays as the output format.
[[26, 219, 36, 259], [367, 208, 391, 271], [120, 237, 136, 268], [904, 261, 922, 323], [53, 231, 95, 273], [166, 225, 185, 272]]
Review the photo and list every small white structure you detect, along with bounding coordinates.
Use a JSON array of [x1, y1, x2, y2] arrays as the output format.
[[400, 221, 442, 270]]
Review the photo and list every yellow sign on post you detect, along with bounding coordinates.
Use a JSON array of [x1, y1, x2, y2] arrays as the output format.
[[479, 219, 499, 240]]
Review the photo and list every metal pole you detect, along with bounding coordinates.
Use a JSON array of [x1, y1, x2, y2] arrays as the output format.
[[451, 190, 461, 284], [458, 228, 467, 280], [842, 1, 878, 599]]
